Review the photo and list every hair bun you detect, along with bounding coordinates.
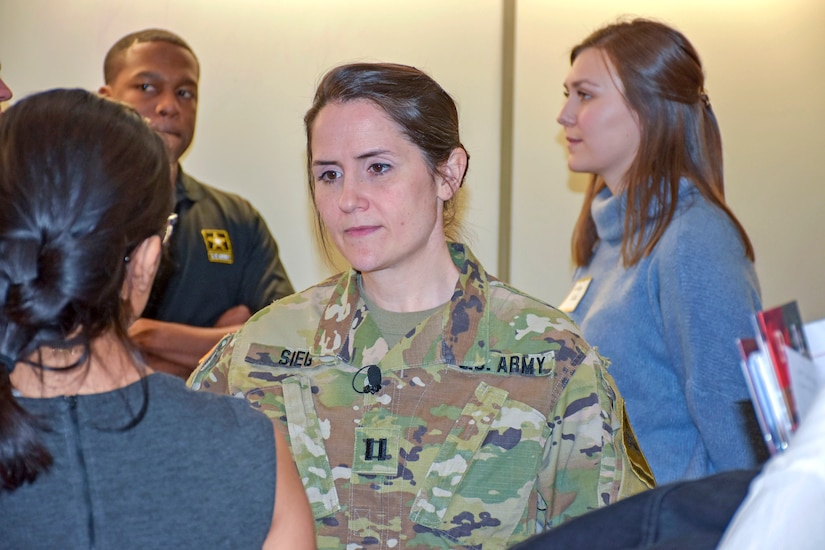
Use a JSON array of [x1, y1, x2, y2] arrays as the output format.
[[0, 238, 40, 284], [0, 238, 67, 327]]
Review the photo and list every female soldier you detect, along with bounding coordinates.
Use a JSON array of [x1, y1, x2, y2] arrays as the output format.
[[0, 89, 314, 549], [557, 19, 763, 484], [190, 62, 653, 549]]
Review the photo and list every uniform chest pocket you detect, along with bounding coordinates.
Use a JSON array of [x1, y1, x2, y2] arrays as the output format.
[[409, 381, 550, 547], [281, 375, 341, 519]]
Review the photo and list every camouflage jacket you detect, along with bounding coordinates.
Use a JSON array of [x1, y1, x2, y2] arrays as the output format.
[[189, 243, 653, 549]]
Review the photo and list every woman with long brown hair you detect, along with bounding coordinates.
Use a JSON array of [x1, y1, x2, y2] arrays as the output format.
[[557, 18, 763, 484]]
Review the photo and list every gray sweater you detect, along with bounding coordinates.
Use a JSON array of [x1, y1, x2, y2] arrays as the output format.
[[568, 180, 763, 484], [1, 373, 276, 549]]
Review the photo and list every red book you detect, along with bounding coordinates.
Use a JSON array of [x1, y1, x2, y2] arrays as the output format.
[[753, 301, 809, 429]]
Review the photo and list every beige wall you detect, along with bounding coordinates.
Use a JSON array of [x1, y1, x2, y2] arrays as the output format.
[[1, 0, 823, 321]]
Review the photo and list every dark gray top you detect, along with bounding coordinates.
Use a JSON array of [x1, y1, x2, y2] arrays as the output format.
[[0, 373, 276, 549]]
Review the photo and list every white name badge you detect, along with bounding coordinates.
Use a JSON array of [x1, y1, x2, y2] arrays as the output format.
[[558, 277, 592, 313]]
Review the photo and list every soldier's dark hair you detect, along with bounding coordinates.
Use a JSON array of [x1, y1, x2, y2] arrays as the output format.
[[569, 18, 753, 267], [303, 62, 470, 258], [103, 28, 199, 84], [0, 89, 172, 491]]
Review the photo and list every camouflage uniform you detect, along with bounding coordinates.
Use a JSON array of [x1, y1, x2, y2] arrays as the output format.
[[189, 243, 654, 549]]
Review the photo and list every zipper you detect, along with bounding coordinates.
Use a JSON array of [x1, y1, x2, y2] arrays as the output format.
[[67, 395, 96, 549]]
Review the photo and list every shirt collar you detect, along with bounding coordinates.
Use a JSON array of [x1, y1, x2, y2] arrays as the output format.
[[175, 167, 206, 207]]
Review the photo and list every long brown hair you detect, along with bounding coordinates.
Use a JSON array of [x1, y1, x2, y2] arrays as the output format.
[[570, 19, 754, 267]]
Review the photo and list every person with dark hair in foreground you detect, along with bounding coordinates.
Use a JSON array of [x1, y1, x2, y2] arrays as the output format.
[[0, 89, 314, 549], [99, 29, 294, 378], [190, 62, 654, 549]]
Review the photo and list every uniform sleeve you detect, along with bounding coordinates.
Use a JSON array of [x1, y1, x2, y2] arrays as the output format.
[[656, 210, 763, 471], [539, 347, 654, 528], [236, 203, 295, 312], [187, 332, 236, 394]]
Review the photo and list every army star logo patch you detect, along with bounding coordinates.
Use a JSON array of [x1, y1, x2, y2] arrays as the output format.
[[200, 229, 234, 264]]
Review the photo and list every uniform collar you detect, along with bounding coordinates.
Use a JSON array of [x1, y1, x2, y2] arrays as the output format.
[[312, 242, 492, 370]]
